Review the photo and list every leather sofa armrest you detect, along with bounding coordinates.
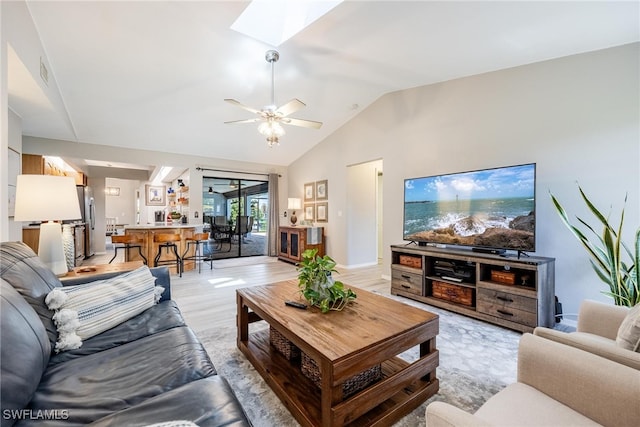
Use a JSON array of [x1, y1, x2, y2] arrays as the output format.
[[576, 299, 628, 339], [426, 401, 493, 427], [61, 266, 171, 301], [517, 334, 640, 426], [533, 327, 640, 370]]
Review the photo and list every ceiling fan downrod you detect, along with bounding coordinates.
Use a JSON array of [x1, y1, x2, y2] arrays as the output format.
[[265, 50, 279, 109]]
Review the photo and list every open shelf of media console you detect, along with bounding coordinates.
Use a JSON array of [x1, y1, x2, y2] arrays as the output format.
[[390, 244, 555, 333]]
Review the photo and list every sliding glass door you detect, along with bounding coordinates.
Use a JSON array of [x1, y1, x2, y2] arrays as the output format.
[[202, 177, 269, 259]]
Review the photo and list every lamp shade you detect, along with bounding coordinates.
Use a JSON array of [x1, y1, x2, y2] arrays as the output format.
[[287, 198, 301, 210], [14, 175, 81, 276], [14, 175, 81, 222]]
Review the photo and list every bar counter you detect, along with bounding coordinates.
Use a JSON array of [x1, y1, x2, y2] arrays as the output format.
[[124, 223, 204, 274]]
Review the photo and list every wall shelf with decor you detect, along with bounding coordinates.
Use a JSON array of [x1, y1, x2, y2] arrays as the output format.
[[390, 244, 555, 333]]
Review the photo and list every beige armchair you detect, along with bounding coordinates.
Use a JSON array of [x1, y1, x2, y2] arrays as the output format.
[[533, 299, 640, 370], [425, 333, 640, 427]]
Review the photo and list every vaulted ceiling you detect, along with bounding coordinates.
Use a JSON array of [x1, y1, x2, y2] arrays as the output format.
[[8, 1, 639, 168]]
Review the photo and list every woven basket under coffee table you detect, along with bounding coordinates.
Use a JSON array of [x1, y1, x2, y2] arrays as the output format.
[[269, 326, 300, 361], [301, 351, 382, 399]]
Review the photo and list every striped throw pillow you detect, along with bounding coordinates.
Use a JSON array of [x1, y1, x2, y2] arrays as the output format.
[[45, 266, 158, 352]]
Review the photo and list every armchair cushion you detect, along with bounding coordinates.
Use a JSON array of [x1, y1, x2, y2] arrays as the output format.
[[616, 302, 640, 351], [474, 383, 599, 426], [426, 334, 640, 427], [533, 327, 640, 370], [576, 299, 628, 339]]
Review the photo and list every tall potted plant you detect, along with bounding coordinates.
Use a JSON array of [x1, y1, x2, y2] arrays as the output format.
[[297, 249, 357, 313], [550, 186, 639, 307]]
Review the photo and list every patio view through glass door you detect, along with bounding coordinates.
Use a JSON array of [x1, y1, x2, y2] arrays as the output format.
[[202, 177, 269, 260]]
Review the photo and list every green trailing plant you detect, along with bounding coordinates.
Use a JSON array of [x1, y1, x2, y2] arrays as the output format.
[[297, 249, 357, 313], [550, 186, 639, 307]]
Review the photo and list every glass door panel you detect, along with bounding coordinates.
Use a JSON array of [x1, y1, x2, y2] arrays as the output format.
[[202, 176, 269, 260]]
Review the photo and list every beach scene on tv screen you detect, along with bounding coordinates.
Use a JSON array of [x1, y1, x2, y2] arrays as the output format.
[[404, 164, 535, 251]]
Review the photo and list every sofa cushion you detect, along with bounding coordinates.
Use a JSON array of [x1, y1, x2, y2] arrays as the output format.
[[28, 326, 216, 425], [45, 266, 159, 352], [0, 241, 63, 348], [616, 302, 640, 352], [48, 300, 186, 366], [474, 382, 600, 426], [0, 280, 52, 427], [88, 377, 250, 427]]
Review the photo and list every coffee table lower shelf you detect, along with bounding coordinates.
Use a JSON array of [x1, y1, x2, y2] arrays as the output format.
[[238, 328, 439, 427]]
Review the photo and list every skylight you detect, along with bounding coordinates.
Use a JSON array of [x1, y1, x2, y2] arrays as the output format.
[[231, 0, 343, 47]]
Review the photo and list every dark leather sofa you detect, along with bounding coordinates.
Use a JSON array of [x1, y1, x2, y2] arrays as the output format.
[[1, 242, 250, 427]]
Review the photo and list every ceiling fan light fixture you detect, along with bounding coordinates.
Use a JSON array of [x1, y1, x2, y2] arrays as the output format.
[[258, 120, 285, 138], [266, 135, 280, 148]]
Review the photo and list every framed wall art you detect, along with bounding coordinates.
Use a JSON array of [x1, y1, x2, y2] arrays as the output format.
[[304, 203, 315, 221], [145, 184, 166, 206], [316, 202, 328, 222], [315, 179, 328, 201], [304, 182, 315, 202]]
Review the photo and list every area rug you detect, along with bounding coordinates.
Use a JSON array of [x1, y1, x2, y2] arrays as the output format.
[[196, 295, 521, 426]]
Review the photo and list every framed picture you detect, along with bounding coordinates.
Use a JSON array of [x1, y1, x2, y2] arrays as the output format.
[[145, 184, 166, 206], [304, 203, 315, 221], [304, 182, 315, 202], [315, 180, 328, 201], [316, 202, 328, 222]]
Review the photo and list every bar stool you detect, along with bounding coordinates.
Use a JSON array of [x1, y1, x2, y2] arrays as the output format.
[[109, 235, 148, 265], [153, 233, 182, 277], [182, 232, 213, 273]]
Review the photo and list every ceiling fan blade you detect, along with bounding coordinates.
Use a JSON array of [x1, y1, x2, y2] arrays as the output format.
[[224, 118, 263, 125], [281, 117, 323, 129], [224, 99, 262, 115], [275, 98, 306, 117]]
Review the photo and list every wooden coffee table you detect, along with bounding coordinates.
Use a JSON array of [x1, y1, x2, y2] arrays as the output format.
[[237, 280, 439, 427]]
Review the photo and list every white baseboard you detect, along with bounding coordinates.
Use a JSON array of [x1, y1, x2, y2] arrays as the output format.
[[336, 261, 379, 269]]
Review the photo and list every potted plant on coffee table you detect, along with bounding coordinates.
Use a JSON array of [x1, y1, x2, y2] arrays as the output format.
[[297, 249, 357, 313]]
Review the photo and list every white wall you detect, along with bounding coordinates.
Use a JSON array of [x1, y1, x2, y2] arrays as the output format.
[[6, 109, 22, 241], [105, 178, 139, 226], [288, 43, 640, 315], [1, 1, 9, 241]]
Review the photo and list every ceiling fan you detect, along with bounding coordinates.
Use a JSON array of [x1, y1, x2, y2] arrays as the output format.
[[224, 50, 322, 147]]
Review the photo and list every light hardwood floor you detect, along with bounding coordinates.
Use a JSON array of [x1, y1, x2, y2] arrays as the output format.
[[85, 252, 389, 332]]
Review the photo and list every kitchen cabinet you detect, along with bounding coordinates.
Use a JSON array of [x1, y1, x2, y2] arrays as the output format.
[[22, 154, 87, 185]]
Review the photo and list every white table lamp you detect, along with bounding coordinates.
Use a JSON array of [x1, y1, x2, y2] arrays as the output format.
[[287, 198, 301, 226], [14, 175, 82, 276]]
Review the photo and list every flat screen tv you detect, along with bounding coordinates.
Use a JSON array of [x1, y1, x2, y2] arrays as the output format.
[[403, 163, 536, 253]]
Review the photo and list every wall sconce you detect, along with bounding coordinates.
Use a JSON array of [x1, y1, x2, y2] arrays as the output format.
[[14, 175, 81, 276], [287, 198, 301, 226]]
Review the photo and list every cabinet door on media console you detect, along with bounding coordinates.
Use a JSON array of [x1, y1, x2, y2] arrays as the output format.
[[278, 226, 325, 264]]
